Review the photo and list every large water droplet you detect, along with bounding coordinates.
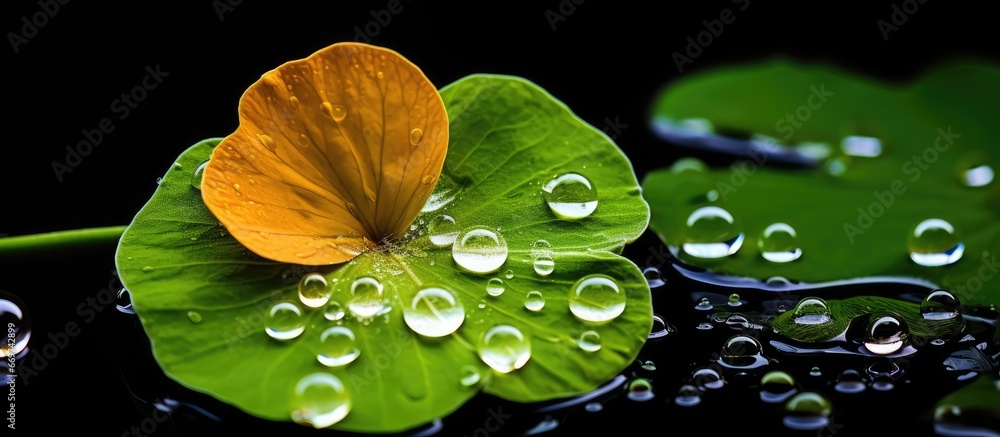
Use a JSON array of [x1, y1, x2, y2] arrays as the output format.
[[792, 297, 831, 325], [921, 289, 961, 321], [320, 102, 347, 122], [266, 302, 305, 340], [524, 291, 545, 312], [627, 378, 654, 401], [542, 173, 598, 219], [317, 326, 360, 367], [291, 373, 351, 428], [841, 135, 882, 157], [348, 277, 385, 319], [862, 312, 909, 355], [758, 222, 802, 263], [477, 325, 531, 373], [298, 273, 331, 309], [428, 215, 459, 247], [577, 330, 601, 352], [324, 301, 345, 321], [485, 278, 505, 297], [409, 128, 424, 146], [403, 287, 465, 337], [568, 274, 626, 323], [682, 206, 744, 259], [0, 292, 30, 358], [783, 392, 832, 431], [720, 335, 766, 368], [452, 226, 508, 274], [191, 159, 209, 190], [760, 371, 798, 403], [532, 254, 555, 276], [908, 218, 964, 266]]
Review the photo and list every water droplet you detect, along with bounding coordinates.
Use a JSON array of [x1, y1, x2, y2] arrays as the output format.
[[674, 384, 702, 407], [266, 302, 305, 340], [532, 255, 555, 276], [720, 335, 765, 368], [187, 311, 202, 323], [921, 289, 961, 320], [403, 287, 465, 337], [259, 134, 276, 152], [452, 226, 509, 274], [485, 278, 505, 297], [795, 142, 831, 160], [809, 367, 822, 377], [524, 291, 545, 312], [760, 371, 798, 403], [758, 222, 802, 263], [504, 269, 514, 280], [409, 128, 424, 146], [782, 392, 832, 431], [584, 402, 603, 412], [669, 157, 707, 174], [421, 174, 435, 185], [323, 301, 345, 321], [956, 151, 994, 187], [531, 239, 552, 255], [0, 292, 30, 358], [909, 218, 964, 266], [696, 322, 714, 330], [682, 206, 744, 259], [298, 133, 310, 147], [833, 369, 866, 394], [692, 368, 724, 390], [568, 274, 626, 323], [825, 157, 849, 176], [460, 365, 481, 387], [728, 293, 742, 306], [649, 314, 674, 339], [314, 326, 360, 367], [792, 297, 831, 325], [627, 378, 654, 401], [862, 312, 909, 355], [115, 288, 135, 314], [298, 273, 331, 309], [695, 297, 713, 311], [643, 266, 665, 288], [191, 160, 209, 189], [428, 215, 459, 247], [348, 277, 385, 319], [477, 325, 531, 373], [641, 360, 657, 371], [320, 102, 347, 122], [376, 71, 384, 79], [142, 266, 155, 272], [542, 173, 598, 219], [290, 373, 351, 428], [577, 330, 601, 352], [841, 135, 882, 157], [155, 177, 163, 185]]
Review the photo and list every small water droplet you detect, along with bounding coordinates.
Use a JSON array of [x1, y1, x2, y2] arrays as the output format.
[[348, 277, 385, 319], [643, 266, 665, 288], [795, 142, 831, 160], [477, 325, 531, 373], [649, 314, 674, 339], [760, 371, 798, 403], [531, 239, 552, 255], [921, 289, 961, 321], [427, 215, 458, 248], [720, 335, 765, 368], [568, 274, 626, 323], [833, 369, 866, 394], [298, 133, 310, 147], [298, 273, 331, 309], [190, 161, 209, 190], [409, 128, 424, 146], [641, 360, 657, 371], [841, 135, 882, 157], [695, 297, 713, 311], [258, 134, 276, 152], [290, 373, 351, 428], [324, 301, 345, 321], [532, 255, 555, 276], [909, 218, 964, 266], [376, 71, 384, 79], [0, 292, 30, 358], [115, 288, 135, 314], [266, 302, 305, 340], [460, 365, 481, 387], [692, 368, 724, 390], [142, 266, 155, 272], [155, 177, 163, 185], [403, 287, 465, 337], [782, 392, 832, 431], [317, 326, 360, 367], [728, 293, 742, 306], [674, 384, 702, 407], [682, 206, 744, 259], [825, 157, 849, 176], [862, 312, 909, 355], [504, 269, 514, 280], [669, 157, 707, 174], [187, 311, 202, 323], [486, 278, 505, 297], [956, 151, 994, 187], [758, 222, 802, 263], [792, 297, 831, 325], [584, 402, 603, 412], [627, 378, 654, 401], [320, 102, 347, 122], [578, 330, 601, 352], [289, 95, 300, 109], [809, 367, 822, 377], [542, 173, 598, 219], [524, 291, 545, 312], [421, 174, 435, 185], [452, 226, 509, 274]]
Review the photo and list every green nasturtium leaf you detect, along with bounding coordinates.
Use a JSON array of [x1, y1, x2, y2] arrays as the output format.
[[115, 74, 651, 433], [643, 58, 1000, 307]]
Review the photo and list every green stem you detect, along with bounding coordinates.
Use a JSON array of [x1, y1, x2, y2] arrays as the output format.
[[0, 225, 128, 254]]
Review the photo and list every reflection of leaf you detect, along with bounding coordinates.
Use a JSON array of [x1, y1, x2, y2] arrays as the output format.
[[643, 58, 1000, 307], [116, 75, 650, 433]]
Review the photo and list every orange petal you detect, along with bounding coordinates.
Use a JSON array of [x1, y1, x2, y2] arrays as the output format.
[[201, 42, 448, 265]]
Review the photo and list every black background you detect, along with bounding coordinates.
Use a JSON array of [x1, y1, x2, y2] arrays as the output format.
[[1, 1, 997, 436]]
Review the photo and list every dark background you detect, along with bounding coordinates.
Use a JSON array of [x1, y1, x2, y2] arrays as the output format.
[[1, 1, 997, 436]]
